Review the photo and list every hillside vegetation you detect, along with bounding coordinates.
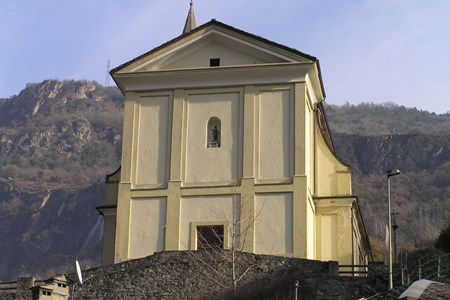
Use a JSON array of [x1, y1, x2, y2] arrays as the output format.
[[325, 102, 450, 135]]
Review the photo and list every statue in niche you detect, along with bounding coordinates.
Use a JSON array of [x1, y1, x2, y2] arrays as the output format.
[[211, 125, 220, 147]]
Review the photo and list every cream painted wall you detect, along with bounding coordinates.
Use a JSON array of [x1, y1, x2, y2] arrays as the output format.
[[315, 127, 351, 196], [134, 94, 172, 187], [319, 214, 338, 261], [315, 199, 355, 265], [184, 91, 242, 185], [306, 197, 315, 259], [179, 195, 240, 250], [254, 193, 293, 254], [129, 197, 167, 258], [257, 88, 293, 182]]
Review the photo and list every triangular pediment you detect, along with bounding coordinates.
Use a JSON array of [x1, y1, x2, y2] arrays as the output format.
[[113, 20, 316, 74]]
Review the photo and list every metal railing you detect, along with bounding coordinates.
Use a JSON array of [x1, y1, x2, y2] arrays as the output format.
[[404, 253, 450, 285]]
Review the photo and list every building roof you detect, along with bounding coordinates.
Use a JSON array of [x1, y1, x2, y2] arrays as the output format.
[[111, 20, 321, 78]]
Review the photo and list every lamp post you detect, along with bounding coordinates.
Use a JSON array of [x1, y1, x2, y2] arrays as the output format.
[[387, 169, 400, 290]]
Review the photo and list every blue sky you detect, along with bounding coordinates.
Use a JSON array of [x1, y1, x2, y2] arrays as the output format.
[[1, 0, 449, 113]]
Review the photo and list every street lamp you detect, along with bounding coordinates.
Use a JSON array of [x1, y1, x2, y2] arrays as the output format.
[[387, 169, 400, 290]]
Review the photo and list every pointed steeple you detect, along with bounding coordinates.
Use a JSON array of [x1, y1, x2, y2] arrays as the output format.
[[182, 1, 197, 34]]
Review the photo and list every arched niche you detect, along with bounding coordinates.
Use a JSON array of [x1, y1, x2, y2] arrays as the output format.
[[207, 117, 221, 148]]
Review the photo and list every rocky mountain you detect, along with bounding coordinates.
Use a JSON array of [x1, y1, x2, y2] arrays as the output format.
[[1, 80, 449, 280], [0, 80, 123, 192], [0, 80, 123, 280]]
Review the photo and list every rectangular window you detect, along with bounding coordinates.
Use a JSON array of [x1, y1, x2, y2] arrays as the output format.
[[197, 225, 224, 249], [210, 58, 220, 67]]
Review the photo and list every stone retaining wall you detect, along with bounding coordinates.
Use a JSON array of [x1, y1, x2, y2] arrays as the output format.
[[69, 250, 372, 299]]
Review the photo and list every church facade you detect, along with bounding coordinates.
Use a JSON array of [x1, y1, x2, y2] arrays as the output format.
[[98, 15, 371, 268]]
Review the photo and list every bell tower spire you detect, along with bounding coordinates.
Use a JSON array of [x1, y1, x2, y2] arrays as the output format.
[[182, 0, 197, 34]]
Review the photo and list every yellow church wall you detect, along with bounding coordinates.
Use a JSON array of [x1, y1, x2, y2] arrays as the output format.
[[256, 86, 294, 183], [134, 93, 172, 188], [315, 125, 352, 197], [315, 198, 354, 265], [183, 89, 242, 185], [129, 197, 167, 258], [114, 182, 132, 263], [254, 193, 293, 255], [119, 92, 136, 183], [318, 214, 338, 261], [179, 195, 238, 250], [306, 195, 316, 259], [291, 82, 317, 259]]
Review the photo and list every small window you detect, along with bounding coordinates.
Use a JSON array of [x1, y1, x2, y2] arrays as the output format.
[[207, 117, 221, 148], [210, 58, 220, 67], [197, 225, 224, 249]]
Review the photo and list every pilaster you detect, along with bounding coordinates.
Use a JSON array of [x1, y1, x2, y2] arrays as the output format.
[[242, 85, 255, 178], [120, 92, 136, 183], [293, 175, 308, 257], [240, 177, 256, 253], [294, 83, 307, 176], [114, 182, 132, 263], [170, 89, 185, 181], [165, 181, 181, 250]]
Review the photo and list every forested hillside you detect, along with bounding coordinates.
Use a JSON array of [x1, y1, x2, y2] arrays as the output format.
[[1, 81, 449, 280], [325, 102, 450, 135]]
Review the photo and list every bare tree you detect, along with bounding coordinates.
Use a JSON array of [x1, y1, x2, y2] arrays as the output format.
[[187, 193, 263, 296]]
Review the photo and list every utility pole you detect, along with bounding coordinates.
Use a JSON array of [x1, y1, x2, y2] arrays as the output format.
[[387, 169, 400, 290]]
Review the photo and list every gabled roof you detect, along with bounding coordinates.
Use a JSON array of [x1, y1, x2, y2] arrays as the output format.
[[112, 19, 317, 70], [111, 19, 325, 98]]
